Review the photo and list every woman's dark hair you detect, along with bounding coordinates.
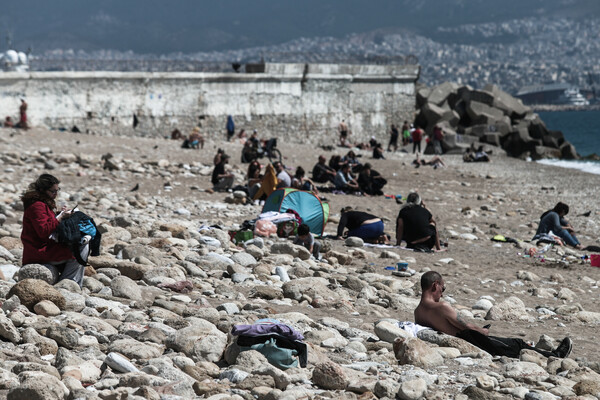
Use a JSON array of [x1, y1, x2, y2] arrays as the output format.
[[295, 166, 305, 179], [247, 161, 261, 178], [553, 202, 569, 215], [21, 174, 60, 210], [297, 223, 310, 236]]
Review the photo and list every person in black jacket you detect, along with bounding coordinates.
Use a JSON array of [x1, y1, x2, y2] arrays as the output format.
[[337, 207, 388, 243], [396, 192, 441, 251]]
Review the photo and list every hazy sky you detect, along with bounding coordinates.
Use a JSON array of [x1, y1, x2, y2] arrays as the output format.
[[2, 0, 598, 54]]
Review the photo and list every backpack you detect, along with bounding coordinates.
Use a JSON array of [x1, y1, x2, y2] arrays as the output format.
[[55, 211, 101, 265]]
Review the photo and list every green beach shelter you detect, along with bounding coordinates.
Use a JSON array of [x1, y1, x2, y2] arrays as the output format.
[[262, 188, 329, 236]]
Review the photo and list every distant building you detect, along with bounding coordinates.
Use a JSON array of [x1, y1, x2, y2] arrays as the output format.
[[0, 49, 29, 72]]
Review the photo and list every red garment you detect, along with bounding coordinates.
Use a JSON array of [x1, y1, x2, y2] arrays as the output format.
[[21, 201, 73, 265], [412, 128, 423, 142]]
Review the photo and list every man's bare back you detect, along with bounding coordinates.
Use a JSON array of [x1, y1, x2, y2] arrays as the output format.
[[415, 298, 463, 336]]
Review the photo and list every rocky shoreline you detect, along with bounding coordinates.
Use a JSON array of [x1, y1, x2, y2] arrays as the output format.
[[0, 128, 599, 399]]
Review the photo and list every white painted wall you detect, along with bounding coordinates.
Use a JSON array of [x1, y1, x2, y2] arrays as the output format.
[[0, 64, 419, 144]]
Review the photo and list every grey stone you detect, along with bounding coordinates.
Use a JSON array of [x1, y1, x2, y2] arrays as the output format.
[[311, 361, 349, 390], [216, 302, 239, 315], [46, 326, 79, 349], [271, 242, 311, 260], [393, 337, 444, 368], [345, 236, 364, 247], [7, 371, 67, 400], [0, 314, 21, 343], [17, 264, 54, 284], [397, 378, 428, 400], [374, 321, 411, 343], [109, 338, 163, 360], [111, 275, 142, 300], [231, 252, 257, 267], [219, 368, 250, 383]]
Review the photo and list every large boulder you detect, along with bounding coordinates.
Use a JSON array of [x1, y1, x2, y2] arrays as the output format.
[[427, 82, 459, 107], [311, 361, 349, 390], [166, 318, 227, 362], [484, 83, 531, 118], [485, 296, 530, 321], [466, 101, 505, 125], [560, 141, 579, 160], [270, 243, 311, 260], [462, 88, 496, 106], [7, 371, 67, 400], [7, 279, 66, 311], [282, 278, 338, 302], [393, 337, 444, 368]]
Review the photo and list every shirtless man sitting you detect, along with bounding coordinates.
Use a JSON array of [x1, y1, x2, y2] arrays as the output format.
[[414, 271, 573, 359]]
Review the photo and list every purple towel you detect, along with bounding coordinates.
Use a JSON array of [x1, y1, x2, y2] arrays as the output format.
[[231, 323, 304, 341]]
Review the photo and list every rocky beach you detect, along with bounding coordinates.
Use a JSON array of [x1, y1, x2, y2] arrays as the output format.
[[0, 127, 600, 399]]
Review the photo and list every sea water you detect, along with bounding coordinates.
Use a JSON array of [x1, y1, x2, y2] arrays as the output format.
[[537, 110, 600, 175]]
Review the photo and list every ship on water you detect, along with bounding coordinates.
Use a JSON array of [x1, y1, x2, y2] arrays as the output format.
[[556, 87, 589, 106], [516, 83, 592, 106]]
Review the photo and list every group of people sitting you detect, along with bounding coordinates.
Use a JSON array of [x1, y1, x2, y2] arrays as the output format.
[[312, 152, 387, 195]]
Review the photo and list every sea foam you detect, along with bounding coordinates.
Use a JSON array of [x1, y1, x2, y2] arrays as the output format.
[[537, 159, 600, 176]]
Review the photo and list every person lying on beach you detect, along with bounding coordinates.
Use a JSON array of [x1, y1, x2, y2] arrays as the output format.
[[414, 271, 573, 359], [412, 154, 446, 169], [396, 192, 442, 252], [533, 202, 583, 249]]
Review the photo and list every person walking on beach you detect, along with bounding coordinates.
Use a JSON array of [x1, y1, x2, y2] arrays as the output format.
[[16, 99, 29, 130], [388, 124, 399, 152], [401, 121, 411, 146], [432, 125, 444, 155], [412, 126, 424, 154], [338, 119, 350, 147], [226, 115, 235, 142], [415, 271, 573, 359]]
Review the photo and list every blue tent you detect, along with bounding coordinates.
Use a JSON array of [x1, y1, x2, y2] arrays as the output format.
[[262, 188, 329, 235]]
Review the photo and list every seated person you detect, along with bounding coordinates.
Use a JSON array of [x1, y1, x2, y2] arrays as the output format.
[[4, 116, 14, 127], [312, 155, 336, 184], [293, 223, 321, 259], [372, 141, 385, 160], [412, 153, 446, 169], [252, 163, 277, 201], [171, 128, 183, 140], [211, 154, 234, 192], [357, 163, 386, 196], [342, 150, 361, 172], [273, 161, 292, 189], [533, 202, 582, 249], [464, 145, 491, 162], [188, 127, 204, 149], [396, 192, 441, 251], [415, 271, 573, 359], [247, 161, 263, 199], [337, 207, 387, 243], [241, 140, 258, 163], [329, 155, 344, 172], [292, 166, 318, 194], [334, 164, 360, 193]]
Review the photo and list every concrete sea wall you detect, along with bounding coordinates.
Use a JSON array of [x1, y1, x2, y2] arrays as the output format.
[[0, 63, 419, 144]]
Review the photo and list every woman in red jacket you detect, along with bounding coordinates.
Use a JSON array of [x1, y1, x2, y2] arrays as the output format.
[[20, 174, 84, 287]]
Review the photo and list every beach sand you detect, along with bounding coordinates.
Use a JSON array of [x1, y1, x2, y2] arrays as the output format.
[[1, 127, 599, 396]]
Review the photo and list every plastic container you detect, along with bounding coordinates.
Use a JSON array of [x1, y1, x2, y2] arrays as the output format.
[[397, 262, 408, 271], [591, 254, 600, 268]]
